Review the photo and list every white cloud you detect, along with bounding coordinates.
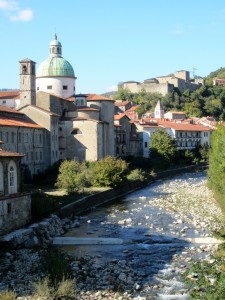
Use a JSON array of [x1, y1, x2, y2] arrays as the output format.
[[105, 85, 118, 92], [10, 8, 33, 21], [0, 0, 33, 22], [0, 0, 18, 10]]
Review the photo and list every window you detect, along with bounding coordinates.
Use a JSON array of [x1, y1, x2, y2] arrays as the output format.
[[59, 127, 62, 131], [37, 87, 39, 91], [11, 132, 15, 143], [47, 85, 52, 89], [39, 134, 42, 144], [0, 131, 2, 140], [18, 132, 21, 143], [7, 203, 12, 214], [71, 128, 82, 135], [3, 100, 6, 104], [145, 142, 148, 148], [35, 152, 38, 160], [63, 85, 68, 90], [9, 166, 14, 187], [5, 132, 8, 143], [40, 151, 42, 161], [22, 65, 27, 74]]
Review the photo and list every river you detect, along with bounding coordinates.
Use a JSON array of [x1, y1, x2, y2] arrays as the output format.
[[62, 172, 224, 299]]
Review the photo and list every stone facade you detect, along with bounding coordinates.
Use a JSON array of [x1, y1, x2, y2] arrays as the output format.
[[0, 147, 31, 236], [121, 70, 204, 96], [0, 194, 31, 236]]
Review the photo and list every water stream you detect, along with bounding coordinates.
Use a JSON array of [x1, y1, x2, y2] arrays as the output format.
[[62, 172, 223, 299]]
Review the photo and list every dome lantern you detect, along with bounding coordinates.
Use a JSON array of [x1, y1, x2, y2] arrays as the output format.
[[36, 34, 76, 98]]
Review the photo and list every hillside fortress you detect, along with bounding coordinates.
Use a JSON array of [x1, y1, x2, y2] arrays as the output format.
[[120, 70, 204, 96]]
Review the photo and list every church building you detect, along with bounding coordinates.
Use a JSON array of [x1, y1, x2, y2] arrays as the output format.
[[0, 34, 115, 177]]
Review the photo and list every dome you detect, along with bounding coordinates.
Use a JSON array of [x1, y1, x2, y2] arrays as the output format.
[[36, 57, 75, 78]]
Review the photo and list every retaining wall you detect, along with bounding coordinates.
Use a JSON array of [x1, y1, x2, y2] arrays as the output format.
[[58, 164, 207, 218]]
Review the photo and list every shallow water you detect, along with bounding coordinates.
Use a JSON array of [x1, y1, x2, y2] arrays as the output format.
[[63, 172, 220, 299]]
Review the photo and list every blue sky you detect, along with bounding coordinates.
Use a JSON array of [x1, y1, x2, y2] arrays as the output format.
[[1, 0, 225, 94]]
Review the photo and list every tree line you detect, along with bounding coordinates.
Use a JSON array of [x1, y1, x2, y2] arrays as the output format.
[[114, 84, 225, 121]]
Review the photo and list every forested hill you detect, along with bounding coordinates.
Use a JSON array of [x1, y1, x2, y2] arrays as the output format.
[[208, 67, 225, 79], [113, 84, 225, 121]]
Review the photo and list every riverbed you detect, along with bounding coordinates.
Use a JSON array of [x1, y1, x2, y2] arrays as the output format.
[[62, 171, 225, 299]]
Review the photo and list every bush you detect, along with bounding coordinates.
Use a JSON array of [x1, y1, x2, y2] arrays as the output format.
[[0, 290, 16, 300], [91, 156, 129, 188], [56, 160, 92, 194], [127, 168, 147, 182]]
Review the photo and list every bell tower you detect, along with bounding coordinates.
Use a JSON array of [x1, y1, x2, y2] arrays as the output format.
[[19, 58, 36, 107]]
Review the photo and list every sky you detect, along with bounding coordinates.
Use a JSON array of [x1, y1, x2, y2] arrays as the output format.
[[1, 0, 225, 94]]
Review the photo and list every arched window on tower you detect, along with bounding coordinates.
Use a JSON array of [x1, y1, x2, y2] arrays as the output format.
[[22, 65, 27, 74]]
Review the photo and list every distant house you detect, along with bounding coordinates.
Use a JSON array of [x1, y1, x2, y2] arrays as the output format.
[[114, 100, 132, 114], [164, 111, 186, 120], [0, 90, 20, 109], [213, 78, 225, 86]]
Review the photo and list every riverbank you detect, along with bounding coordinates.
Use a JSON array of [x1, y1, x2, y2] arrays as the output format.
[[1, 171, 224, 299]]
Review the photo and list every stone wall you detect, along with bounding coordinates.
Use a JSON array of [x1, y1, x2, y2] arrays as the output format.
[[0, 194, 31, 236], [0, 214, 64, 248]]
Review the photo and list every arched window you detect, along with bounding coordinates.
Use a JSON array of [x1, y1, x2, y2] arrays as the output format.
[[22, 65, 27, 74], [8, 160, 17, 194], [71, 128, 82, 135], [0, 162, 4, 194]]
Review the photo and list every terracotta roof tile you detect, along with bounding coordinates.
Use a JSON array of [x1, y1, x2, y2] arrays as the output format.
[[0, 90, 20, 99], [87, 94, 114, 101], [157, 119, 212, 131], [115, 101, 130, 106], [0, 149, 24, 157], [0, 116, 43, 129], [125, 105, 141, 112], [114, 114, 127, 120], [0, 106, 22, 114]]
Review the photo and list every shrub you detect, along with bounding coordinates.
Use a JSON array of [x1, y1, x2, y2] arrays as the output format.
[[127, 168, 147, 182], [56, 160, 92, 194], [0, 290, 16, 300], [92, 156, 129, 188]]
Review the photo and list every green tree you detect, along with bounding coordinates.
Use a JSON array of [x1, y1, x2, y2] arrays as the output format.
[[208, 124, 225, 213], [150, 129, 178, 167], [56, 160, 92, 194], [92, 156, 128, 188]]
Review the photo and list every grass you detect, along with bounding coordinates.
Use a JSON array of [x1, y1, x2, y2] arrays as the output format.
[[30, 186, 110, 220], [0, 290, 16, 300]]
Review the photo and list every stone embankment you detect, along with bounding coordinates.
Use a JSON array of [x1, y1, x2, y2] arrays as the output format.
[[0, 171, 224, 299]]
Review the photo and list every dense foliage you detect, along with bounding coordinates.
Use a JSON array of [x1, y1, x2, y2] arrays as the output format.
[[208, 124, 225, 213], [55, 160, 92, 194], [208, 67, 225, 79], [150, 128, 178, 168], [91, 156, 129, 188], [114, 84, 225, 120]]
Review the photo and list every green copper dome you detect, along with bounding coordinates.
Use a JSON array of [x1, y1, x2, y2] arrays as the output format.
[[36, 57, 75, 78]]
